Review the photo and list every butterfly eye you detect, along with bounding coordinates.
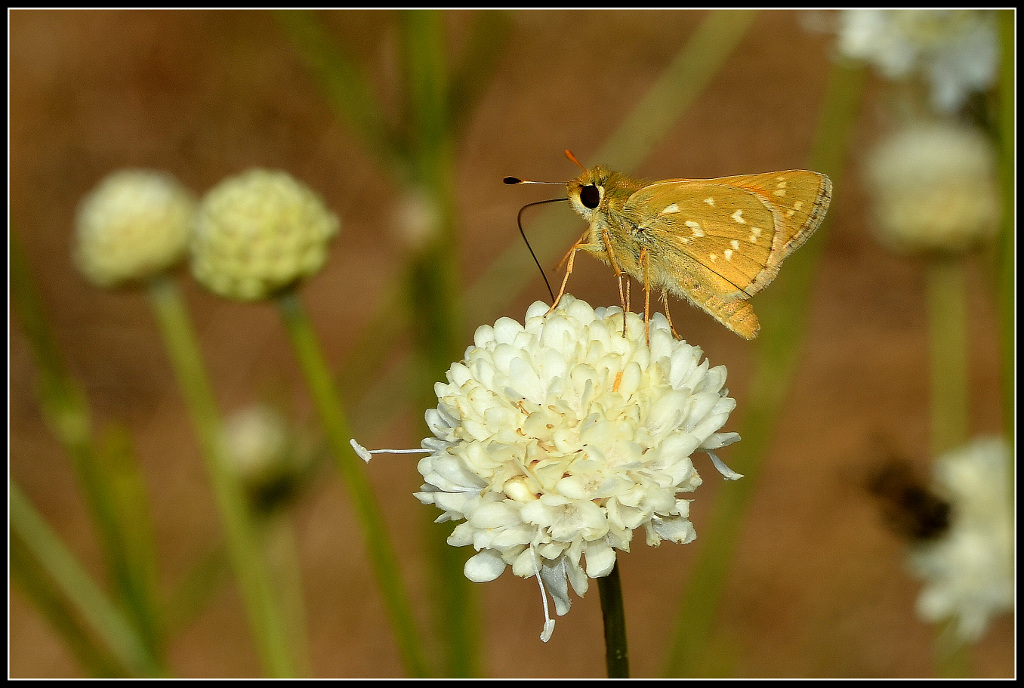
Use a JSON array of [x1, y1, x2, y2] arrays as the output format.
[[579, 185, 601, 209]]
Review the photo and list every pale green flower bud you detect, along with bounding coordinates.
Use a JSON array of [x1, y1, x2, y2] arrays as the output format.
[[863, 121, 1000, 254], [190, 170, 340, 301], [75, 170, 197, 287]]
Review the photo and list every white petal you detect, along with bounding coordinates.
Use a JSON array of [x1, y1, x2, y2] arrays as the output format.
[[707, 450, 744, 480], [540, 557, 572, 616], [464, 550, 507, 582], [584, 540, 616, 577], [652, 515, 697, 544]]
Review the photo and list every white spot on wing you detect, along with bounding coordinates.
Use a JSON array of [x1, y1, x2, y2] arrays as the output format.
[[703, 197, 715, 206], [773, 189, 786, 197], [685, 220, 704, 237], [709, 253, 717, 262], [661, 203, 680, 214], [724, 249, 733, 261], [731, 209, 745, 224], [730, 239, 740, 250]]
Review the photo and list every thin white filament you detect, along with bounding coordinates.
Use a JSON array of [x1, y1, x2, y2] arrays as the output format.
[[349, 439, 430, 464], [530, 545, 556, 642]]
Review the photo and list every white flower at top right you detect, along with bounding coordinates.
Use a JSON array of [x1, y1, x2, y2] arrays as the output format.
[[908, 436, 1014, 643], [837, 9, 999, 113]]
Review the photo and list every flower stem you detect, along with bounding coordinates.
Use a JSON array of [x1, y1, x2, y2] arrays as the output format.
[[11, 482, 163, 677], [995, 9, 1015, 483], [11, 231, 166, 671], [925, 255, 970, 457], [275, 288, 429, 677], [598, 561, 630, 678], [146, 274, 295, 677]]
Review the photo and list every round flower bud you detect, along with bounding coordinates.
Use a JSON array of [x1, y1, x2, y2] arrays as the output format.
[[863, 122, 1000, 254], [75, 170, 197, 287], [223, 404, 299, 513], [190, 170, 340, 301]]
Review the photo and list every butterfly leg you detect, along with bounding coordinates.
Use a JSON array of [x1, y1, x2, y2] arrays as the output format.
[[660, 289, 682, 340], [549, 231, 596, 315], [640, 247, 652, 344], [599, 228, 630, 336]]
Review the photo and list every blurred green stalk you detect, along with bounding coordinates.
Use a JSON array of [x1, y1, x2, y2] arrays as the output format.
[[275, 288, 429, 677], [397, 10, 478, 677], [996, 10, 1014, 469], [926, 255, 970, 457], [146, 274, 296, 677], [11, 482, 163, 676], [11, 231, 166, 672], [663, 59, 866, 677]]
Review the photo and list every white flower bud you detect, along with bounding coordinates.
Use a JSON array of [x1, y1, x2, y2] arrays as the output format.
[[75, 170, 196, 287]]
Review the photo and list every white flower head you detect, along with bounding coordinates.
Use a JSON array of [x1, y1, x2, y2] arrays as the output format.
[[908, 436, 1014, 644], [75, 170, 197, 288], [404, 296, 741, 640], [837, 9, 999, 113], [863, 121, 1000, 254]]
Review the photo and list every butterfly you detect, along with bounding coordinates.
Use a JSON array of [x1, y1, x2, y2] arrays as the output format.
[[507, 150, 832, 339]]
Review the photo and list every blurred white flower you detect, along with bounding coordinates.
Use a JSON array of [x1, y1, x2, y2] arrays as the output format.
[[908, 436, 1013, 643], [863, 121, 1000, 254], [224, 404, 291, 483], [75, 170, 196, 287], [837, 9, 998, 112], [357, 296, 741, 641]]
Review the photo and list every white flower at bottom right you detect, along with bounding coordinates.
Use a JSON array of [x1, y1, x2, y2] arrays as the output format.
[[907, 436, 1013, 643]]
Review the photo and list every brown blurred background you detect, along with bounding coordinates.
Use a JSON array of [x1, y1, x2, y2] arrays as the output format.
[[9, 9, 1011, 677]]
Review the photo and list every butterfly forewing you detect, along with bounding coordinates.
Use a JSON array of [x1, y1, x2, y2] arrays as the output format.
[[714, 170, 832, 258], [624, 170, 830, 300]]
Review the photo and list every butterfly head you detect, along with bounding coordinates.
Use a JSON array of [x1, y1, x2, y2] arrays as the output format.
[[566, 165, 613, 221]]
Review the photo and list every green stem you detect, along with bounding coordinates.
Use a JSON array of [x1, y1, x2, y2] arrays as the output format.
[[934, 618, 971, 677], [995, 10, 1015, 488], [146, 275, 295, 677], [597, 562, 630, 678], [275, 289, 429, 677], [11, 231, 166, 669], [662, 58, 866, 677], [926, 255, 970, 457], [398, 9, 478, 677], [10, 482, 162, 677], [10, 536, 129, 677]]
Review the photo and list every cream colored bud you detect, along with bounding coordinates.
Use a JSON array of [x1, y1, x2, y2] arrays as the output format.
[[190, 170, 340, 301], [75, 170, 196, 287]]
